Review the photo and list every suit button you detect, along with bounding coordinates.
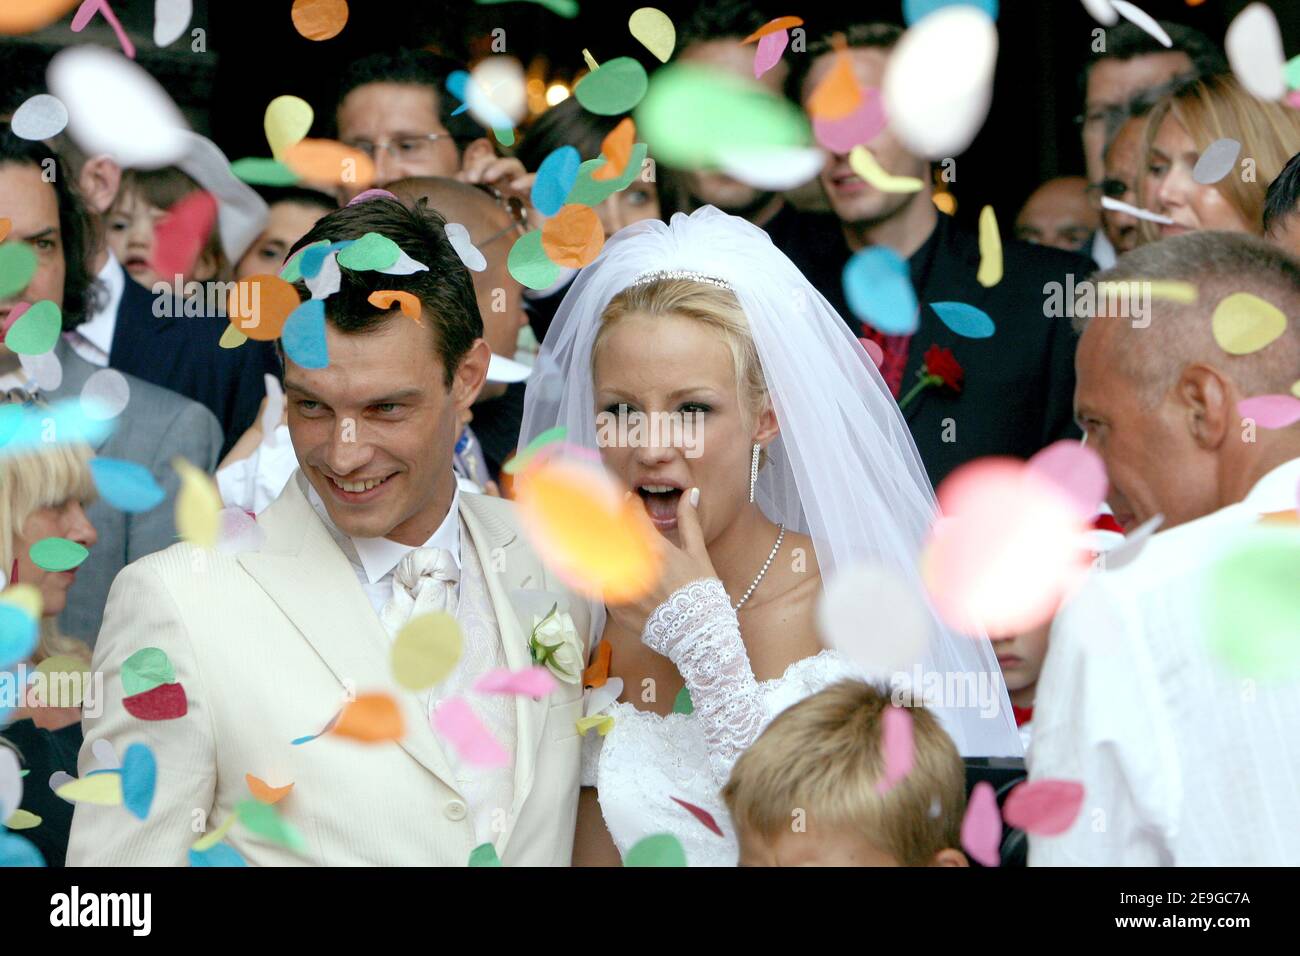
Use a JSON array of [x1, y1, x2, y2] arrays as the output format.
[[445, 800, 467, 821]]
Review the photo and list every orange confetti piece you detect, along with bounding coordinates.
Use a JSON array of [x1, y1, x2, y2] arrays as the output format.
[[515, 458, 662, 604], [331, 692, 404, 743], [0, 0, 81, 34], [541, 205, 605, 268], [245, 774, 294, 804], [741, 16, 804, 44], [1259, 510, 1300, 527], [583, 640, 612, 689], [226, 274, 302, 341], [283, 138, 374, 189], [291, 0, 348, 42], [0, 218, 9, 242], [368, 289, 422, 322], [592, 117, 636, 182], [807, 52, 862, 121]]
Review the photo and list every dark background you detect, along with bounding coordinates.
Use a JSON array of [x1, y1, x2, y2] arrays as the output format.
[[2, 0, 1297, 222]]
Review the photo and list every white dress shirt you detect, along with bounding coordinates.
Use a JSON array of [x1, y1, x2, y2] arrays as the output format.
[[1089, 229, 1117, 270], [64, 252, 126, 368], [1030, 457, 1300, 865]]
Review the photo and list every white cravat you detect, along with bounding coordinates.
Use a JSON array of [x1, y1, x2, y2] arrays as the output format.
[[65, 253, 125, 367], [379, 547, 459, 637]]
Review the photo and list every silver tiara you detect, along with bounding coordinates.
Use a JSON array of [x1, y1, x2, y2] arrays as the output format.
[[629, 269, 734, 291]]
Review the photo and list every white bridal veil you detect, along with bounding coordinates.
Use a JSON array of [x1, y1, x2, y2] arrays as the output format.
[[519, 206, 1021, 758]]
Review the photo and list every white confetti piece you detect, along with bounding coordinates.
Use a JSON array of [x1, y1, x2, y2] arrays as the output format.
[[1100, 195, 1174, 225], [11, 94, 69, 140], [306, 250, 341, 299], [1109, 1, 1171, 48], [445, 222, 487, 272], [80, 368, 131, 421], [215, 507, 266, 556], [1192, 138, 1241, 185], [153, 0, 193, 47], [715, 145, 826, 191], [379, 249, 430, 275], [1226, 3, 1287, 101], [17, 349, 63, 392], [1079, 0, 1118, 26]]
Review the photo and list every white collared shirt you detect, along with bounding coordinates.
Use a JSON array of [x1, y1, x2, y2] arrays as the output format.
[[1030, 457, 1300, 866], [64, 253, 125, 368], [307, 477, 462, 619]]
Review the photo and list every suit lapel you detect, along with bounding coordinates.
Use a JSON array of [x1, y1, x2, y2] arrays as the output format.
[[237, 472, 462, 792], [51, 340, 112, 452]]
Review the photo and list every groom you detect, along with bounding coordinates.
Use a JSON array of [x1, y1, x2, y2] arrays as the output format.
[[67, 197, 592, 866]]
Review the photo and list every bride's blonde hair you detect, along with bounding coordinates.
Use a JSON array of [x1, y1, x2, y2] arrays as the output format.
[[0, 441, 97, 666], [595, 278, 772, 430]]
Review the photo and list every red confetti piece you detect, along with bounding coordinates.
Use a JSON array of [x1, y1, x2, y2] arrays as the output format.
[[150, 190, 218, 283], [122, 681, 188, 720], [670, 796, 724, 837], [1002, 779, 1085, 836]]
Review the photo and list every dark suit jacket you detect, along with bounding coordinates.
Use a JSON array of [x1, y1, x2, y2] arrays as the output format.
[[769, 209, 1089, 489], [108, 276, 280, 459]]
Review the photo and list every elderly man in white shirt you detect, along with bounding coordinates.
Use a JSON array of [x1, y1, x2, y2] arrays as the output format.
[[1030, 231, 1300, 866]]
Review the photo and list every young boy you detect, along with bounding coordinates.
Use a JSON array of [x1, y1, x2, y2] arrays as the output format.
[[722, 680, 969, 867]]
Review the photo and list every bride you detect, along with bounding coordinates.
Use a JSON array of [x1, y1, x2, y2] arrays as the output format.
[[519, 207, 1020, 866]]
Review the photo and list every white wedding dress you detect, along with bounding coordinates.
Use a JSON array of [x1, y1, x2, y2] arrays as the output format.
[[579, 579, 865, 866]]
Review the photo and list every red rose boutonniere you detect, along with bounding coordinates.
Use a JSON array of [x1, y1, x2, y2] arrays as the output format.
[[898, 345, 964, 411]]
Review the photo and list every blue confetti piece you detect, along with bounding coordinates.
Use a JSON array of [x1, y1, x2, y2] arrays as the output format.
[[531, 146, 582, 217], [0, 832, 45, 867], [300, 241, 351, 280], [282, 299, 329, 370], [842, 247, 919, 335], [90, 458, 166, 514], [0, 398, 115, 457], [189, 843, 248, 867], [121, 742, 157, 821], [930, 301, 996, 339], [0, 605, 38, 670], [447, 71, 470, 116], [903, 0, 998, 25]]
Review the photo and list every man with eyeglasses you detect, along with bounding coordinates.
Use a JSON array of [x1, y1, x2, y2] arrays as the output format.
[[335, 49, 530, 203], [1077, 21, 1225, 268], [1014, 177, 1099, 255]]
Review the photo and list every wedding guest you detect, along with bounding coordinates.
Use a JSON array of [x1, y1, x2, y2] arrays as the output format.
[[723, 681, 969, 867], [990, 623, 1049, 753], [235, 186, 336, 280], [1031, 232, 1300, 865], [1014, 177, 1099, 254], [1140, 75, 1300, 243], [0, 128, 222, 644], [778, 23, 1089, 487], [1263, 150, 1300, 258], [1078, 21, 1225, 267], [107, 168, 227, 289], [1095, 80, 1183, 256], [0, 437, 98, 868]]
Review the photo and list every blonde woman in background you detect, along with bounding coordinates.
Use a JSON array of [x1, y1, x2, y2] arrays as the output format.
[[1, 434, 99, 866], [1139, 75, 1300, 243]]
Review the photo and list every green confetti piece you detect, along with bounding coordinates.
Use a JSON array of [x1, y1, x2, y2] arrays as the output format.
[[575, 57, 649, 115], [1204, 526, 1300, 680], [503, 426, 567, 475], [634, 63, 811, 169], [336, 232, 401, 272], [493, 127, 516, 148], [0, 242, 38, 299], [121, 647, 176, 697], [468, 842, 502, 866], [473, 0, 578, 20], [671, 686, 693, 714], [28, 536, 89, 572], [507, 230, 561, 291], [564, 143, 650, 207], [3, 300, 61, 355], [234, 798, 307, 852], [231, 157, 301, 187], [1286, 54, 1300, 92], [624, 833, 687, 867]]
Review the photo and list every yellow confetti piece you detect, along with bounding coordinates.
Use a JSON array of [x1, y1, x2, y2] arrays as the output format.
[[576, 714, 615, 736], [976, 205, 1002, 288], [1212, 292, 1287, 356], [1291, 380, 1300, 399], [218, 324, 248, 349], [56, 773, 124, 806], [583, 49, 600, 72], [391, 612, 463, 691], [5, 809, 41, 830], [191, 813, 236, 852], [174, 457, 222, 548], [628, 7, 675, 63], [34, 654, 91, 708], [264, 94, 314, 162], [848, 145, 923, 194], [1096, 280, 1198, 304], [0, 583, 43, 620]]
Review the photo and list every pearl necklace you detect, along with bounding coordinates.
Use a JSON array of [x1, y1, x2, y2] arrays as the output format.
[[732, 524, 786, 612]]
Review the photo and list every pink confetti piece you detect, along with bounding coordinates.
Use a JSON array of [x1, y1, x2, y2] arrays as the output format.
[[753, 29, 789, 79], [875, 705, 914, 794], [670, 796, 724, 837], [859, 337, 885, 369], [813, 87, 887, 155], [150, 190, 218, 283], [1238, 394, 1300, 430], [1288, 91, 1300, 110], [472, 665, 559, 697], [1002, 779, 1085, 836], [71, 0, 136, 59], [432, 696, 510, 768], [960, 780, 1001, 867], [1026, 439, 1108, 519], [0, 302, 30, 337], [348, 188, 400, 207]]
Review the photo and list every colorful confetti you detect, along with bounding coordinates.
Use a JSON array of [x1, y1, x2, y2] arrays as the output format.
[[575, 57, 649, 116], [120, 742, 157, 820], [246, 774, 294, 804], [876, 705, 915, 794], [843, 246, 918, 335], [473, 665, 560, 697], [628, 8, 675, 63], [432, 696, 510, 768], [670, 796, 725, 837], [1238, 395, 1300, 429], [3, 300, 61, 355], [848, 145, 924, 193], [368, 289, 424, 321], [123, 681, 188, 720], [1226, 3, 1286, 101], [174, 457, 221, 548], [28, 537, 90, 572], [264, 94, 314, 161], [507, 230, 562, 291], [1212, 292, 1287, 355], [1192, 138, 1242, 185], [930, 301, 995, 339], [1205, 526, 1300, 679], [150, 190, 218, 282], [960, 780, 1002, 866], [976, 205, 1002, 287], [391, 612, 463, 691], [1002, 779, 1085, 835], [624, 832, 687, 866], [541, 204, 604, 268], [331, 692, 404, 743], [291, 0, 348, 42], [10, 93, 69, 140]]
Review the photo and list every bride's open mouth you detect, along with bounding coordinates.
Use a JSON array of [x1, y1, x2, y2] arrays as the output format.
[[636, 482, 684, 531]]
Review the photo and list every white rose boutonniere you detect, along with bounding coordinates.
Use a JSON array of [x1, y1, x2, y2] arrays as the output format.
[[528, 605, 584, 685]]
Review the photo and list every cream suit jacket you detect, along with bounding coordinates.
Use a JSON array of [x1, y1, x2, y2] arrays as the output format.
[[67, 472, 593, 866]]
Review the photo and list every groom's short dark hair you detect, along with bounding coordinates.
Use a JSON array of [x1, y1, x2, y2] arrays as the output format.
[[288, 197, 482, 389]]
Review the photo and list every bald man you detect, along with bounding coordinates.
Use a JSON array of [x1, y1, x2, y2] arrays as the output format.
[[388, 177, 530, 477], [1030, 232, 1300, 865], [1015, 177, 1100, 255]]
